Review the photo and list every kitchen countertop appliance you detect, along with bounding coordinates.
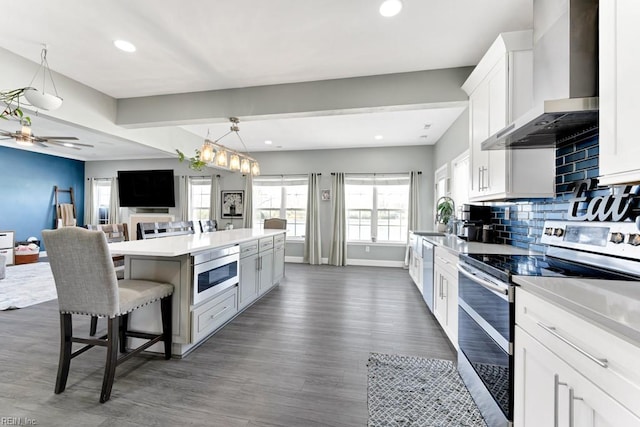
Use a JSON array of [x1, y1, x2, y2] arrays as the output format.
[[457, 220, 640, 427], [457, 204, 492, 241]]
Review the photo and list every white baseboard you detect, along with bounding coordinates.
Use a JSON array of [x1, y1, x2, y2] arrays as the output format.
[[347, 259, 404, 268], [285, 256, 304, 263]]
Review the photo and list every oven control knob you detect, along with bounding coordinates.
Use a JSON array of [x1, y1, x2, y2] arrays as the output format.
[[544, 227, 553, 236], [610, 232, 625, 244], [553, 228, 564, 237], [628, 234, 640, 246]]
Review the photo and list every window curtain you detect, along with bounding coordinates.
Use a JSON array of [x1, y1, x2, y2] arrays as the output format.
[[304, 173, 322, 264], [209, 174, 220, 226], [404, 171, 420, 267], [179, 175, 189, 221], [328, 173, 347, 266], [84, 177, 96, 225], [242, 174, 253, 228], [108, 177, 120, 224]]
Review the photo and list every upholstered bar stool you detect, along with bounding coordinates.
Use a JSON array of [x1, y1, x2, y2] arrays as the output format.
[[42, 227, 174, 403]]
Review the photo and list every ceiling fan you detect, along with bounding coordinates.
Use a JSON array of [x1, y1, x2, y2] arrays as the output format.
[[0, 123, 93, 150]]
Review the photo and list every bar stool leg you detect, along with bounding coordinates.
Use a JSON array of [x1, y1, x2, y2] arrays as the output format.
[[100, 317, 119, 403], [160, 296, 173, 360], [119, 314, 129, 353], [90, 316, 98, 336], [55, 313, 73, 394]]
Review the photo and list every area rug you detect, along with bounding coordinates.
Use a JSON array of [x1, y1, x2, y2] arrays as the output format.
[[367, 353, 487, 427], [0, 262, 57, 310]]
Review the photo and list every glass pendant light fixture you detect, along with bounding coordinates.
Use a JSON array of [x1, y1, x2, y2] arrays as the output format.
[[193, 117, 260, 175]]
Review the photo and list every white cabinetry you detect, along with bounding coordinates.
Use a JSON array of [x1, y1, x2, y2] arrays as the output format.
[[0, 230, 15, 265], [463, 30, 555, 201], [238, 240, 259, 310], [514, 289, 640, 426], [432, 246, 458, 347], [408, 233, 423, 293], [257, 237, 274, 295], [598, 1, 640, 185], [273, 233, 285, 285]]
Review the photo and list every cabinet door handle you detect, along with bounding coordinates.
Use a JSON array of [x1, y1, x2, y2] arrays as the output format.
[[484, 166, 489, 190], [553, 374, 568, 427], [478, 167, 482, 191], [538, 322, 608, 368], [568, 387, 583, 427]]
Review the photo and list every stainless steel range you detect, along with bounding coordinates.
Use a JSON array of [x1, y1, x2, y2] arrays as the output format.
[[457, 220, 640, 427]]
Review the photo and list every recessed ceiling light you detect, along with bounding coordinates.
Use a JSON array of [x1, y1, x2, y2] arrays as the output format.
[[114, 40, 136, 53], [374, 135, 384, 140], [264, 140, 273, 145], [379, 0, 403, 17]]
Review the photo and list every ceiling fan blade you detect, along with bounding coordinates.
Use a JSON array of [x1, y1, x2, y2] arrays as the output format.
[[34, 141, 48, 148], [36, 136, 79, 140], [0, 131, 13, 137], [44, 140, 89, 149]]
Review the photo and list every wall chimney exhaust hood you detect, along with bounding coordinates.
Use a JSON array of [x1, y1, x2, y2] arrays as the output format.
[[482, 0, 599, 150]]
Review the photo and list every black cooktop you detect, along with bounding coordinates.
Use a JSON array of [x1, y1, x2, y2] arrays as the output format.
[[461, 253, 638, 281]]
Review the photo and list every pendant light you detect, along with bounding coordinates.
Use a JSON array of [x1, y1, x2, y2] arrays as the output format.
[[195, 117, 260, 175], [23, 45, 64, 111]]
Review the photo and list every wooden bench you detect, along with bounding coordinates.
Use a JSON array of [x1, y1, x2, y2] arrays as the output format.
[[137, 221, 195, 240]]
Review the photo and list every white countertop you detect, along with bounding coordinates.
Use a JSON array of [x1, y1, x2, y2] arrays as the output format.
[[108, 228, 285, 257], [422, 234, 539, 255], [514, 275, 640, 345]]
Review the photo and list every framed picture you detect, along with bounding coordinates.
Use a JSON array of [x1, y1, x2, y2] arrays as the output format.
[[221, 191, 244, 218], [321, 189, 331, 201]]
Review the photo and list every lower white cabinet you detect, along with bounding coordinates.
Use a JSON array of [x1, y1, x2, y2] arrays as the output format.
[[273, 236, 285, 284], [514, 289, 640, 426], [258, 248, 274, 295], [432, 246, 458, 347], [191, 288, 237, 343], [238, 250, 259, 310], [239, 235, 283, 308]]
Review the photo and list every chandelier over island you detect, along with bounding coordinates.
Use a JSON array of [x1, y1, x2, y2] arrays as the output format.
[[177, 117, 260, 175]]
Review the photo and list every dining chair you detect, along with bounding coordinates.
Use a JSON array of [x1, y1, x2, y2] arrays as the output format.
[[86, 223, 130, 335], [42, 227, 174, 403], [199, 219, 217, 233], [264, 218, 287, 230]]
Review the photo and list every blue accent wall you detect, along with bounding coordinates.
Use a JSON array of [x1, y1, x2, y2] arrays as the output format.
[[0, 146, 84, 250]]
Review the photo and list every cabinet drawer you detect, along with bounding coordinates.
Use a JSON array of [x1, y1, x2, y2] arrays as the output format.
[[259, 237, 274, 251], [516, 288, 640, 417], [274, 233, 285, 245], [0, 248, 14, 265], [434, 246, 458, 276], [191, 288, 237, 343], [0, 231, 14, 249], [239, 240, 259, 258]]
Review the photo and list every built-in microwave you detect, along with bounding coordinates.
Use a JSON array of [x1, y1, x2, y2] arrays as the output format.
[[192, 245, 239, 305]]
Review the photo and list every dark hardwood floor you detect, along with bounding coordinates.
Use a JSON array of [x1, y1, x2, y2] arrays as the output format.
[[0, 264, 455, 426]]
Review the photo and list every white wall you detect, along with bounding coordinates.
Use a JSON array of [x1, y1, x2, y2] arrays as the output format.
[[433, 108, 469, 170]]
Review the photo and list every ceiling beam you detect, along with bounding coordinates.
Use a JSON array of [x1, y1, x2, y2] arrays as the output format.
[[115, 67, 473, 128]]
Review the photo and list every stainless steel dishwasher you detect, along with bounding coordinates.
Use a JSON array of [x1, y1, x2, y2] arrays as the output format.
[[421, 238, 435, 312]]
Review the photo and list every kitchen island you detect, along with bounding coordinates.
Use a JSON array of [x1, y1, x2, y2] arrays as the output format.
[[108, 228, 286, 357]]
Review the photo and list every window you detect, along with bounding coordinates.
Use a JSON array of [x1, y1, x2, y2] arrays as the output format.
[[346, 174, 410, 243], [451, 150, 470, 211], [253, 176, 308, 238], [95, 179, 112, 225], [189, 177, 212, 220]]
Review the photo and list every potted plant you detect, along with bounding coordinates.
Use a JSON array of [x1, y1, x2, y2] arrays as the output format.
[[436, 198, 455, 232]]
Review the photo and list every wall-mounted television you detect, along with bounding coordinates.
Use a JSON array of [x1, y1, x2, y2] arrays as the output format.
[[117, 169, 176, 208]]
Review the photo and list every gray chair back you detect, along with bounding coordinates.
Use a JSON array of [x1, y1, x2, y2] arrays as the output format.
[[87, 223, 129, 242], [42, 227, 120, 317], [199, 219, 217, 233], [264, 218, 287, 230]]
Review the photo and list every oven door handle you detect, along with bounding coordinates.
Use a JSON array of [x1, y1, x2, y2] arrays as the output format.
[[457, 264, 508, 296]]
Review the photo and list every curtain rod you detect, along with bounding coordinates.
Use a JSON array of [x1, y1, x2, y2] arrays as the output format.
[[252, 173, 321, 177], [330, 171, 421, 175]]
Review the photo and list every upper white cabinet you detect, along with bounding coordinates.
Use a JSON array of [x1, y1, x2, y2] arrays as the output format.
[[463, 31, 555, 201], [598, 0, 640, 185]]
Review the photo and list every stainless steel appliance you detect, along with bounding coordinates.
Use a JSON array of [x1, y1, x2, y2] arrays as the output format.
[[421, 238, 435, 311], [481, 0, 599, 150], [192, 245, 240, 305], [457, 204, 491, 241], [457, 220, 640, 427]]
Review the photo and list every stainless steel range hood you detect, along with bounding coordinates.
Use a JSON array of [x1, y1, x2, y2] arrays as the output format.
[[482, 0, 599, 150]]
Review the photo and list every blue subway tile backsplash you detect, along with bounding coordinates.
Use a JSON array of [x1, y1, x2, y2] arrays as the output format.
[[489, 135, 606, 251]]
